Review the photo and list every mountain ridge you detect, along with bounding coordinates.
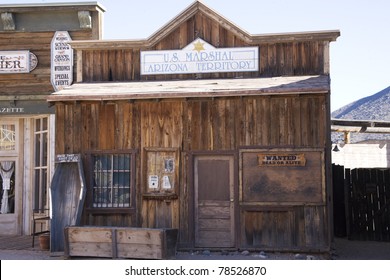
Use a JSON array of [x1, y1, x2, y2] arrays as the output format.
[[331, 85, 390, 143]]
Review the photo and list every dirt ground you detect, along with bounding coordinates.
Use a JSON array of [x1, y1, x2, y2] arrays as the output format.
[[0, 237, 389, 260], [332, 237, 390, 260]]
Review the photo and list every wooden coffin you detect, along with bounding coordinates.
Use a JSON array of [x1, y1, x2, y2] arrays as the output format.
[[51, 154, 86, 252], [64, 226, 178, 259]]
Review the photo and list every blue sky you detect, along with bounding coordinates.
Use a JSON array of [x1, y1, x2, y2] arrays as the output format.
[[2, 0, 389, 111]]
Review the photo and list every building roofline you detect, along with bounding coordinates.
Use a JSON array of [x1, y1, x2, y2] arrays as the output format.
[[0, 2, 106, 12]]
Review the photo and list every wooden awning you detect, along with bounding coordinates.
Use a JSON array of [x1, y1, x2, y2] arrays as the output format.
[[47, 75, 330, 102], [332, 119, 390, 134]]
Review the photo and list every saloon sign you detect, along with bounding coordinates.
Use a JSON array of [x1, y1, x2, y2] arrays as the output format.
[[141, 38, 258, 75], [0, 51, 38, 73], [51, 31, 73, 91]]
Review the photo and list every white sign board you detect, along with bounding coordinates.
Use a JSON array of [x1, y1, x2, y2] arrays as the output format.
[[0, 51, 38, 73], [51, 31, 73, 91], [141, 38, 258, 75], [148, 175, 159, 189]]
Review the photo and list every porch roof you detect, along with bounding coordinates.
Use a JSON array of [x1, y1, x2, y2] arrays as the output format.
[[47, 75, 330, 102]]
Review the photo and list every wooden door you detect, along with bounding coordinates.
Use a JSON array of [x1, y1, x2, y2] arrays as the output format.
[[194, 155, 235, 248]]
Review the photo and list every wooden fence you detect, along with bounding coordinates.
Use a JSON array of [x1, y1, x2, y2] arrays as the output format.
[[333, 165, 390, 241]]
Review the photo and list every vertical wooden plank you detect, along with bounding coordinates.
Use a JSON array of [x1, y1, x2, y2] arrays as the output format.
[[225, 98, 236, 149], [384, 170, 390, 241], [101, 50, 109, 81], [123, 50, 132, 81], [90, 103, 99, 150], [73, 103, 82, 153], [244, 98, 254, 146], [236, 97, 246, 147], [284, 42, 294, 75], [64, 104, 73, 153], [373, 170, 382, 241], [111, 228, 118, 259], [114, 103, 123, 150], [121, 102, 132, 149], [268, 44, 277, 76], [270, 97, 280, 145], [344, 168, 352, 239], [55, 104, 65, 154], [98, 104, 115, 150], [243, 211, 253, 246], [259, 96, 270, 145], [259, 43, 268, 76], [304, 206, 325, 248], [291, 96, 301, 146], [214, 99, 224, 149], [278, 97, 288, 145], [116, 50, 124, 81], [276, 43, 285, 75], [92, 50, 101, 81], [201, 101, 211, 150], [75, 50, 83, 82], [366, 170, 375, 241], [107, 50, 116, 81], [300, 96, 309, 146]]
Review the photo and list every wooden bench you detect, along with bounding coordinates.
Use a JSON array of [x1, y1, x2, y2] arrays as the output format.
[[64, 226, 178, 259]]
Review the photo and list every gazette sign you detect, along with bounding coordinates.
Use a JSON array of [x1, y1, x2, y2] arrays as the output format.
[[0, 51, 38, 73], [141, 38, 258, 75], [258, 153, 306, 167], [51, 31, 73, 91]]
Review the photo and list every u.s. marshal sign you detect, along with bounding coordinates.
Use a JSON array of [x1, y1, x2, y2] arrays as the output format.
[[141, 38, 258, 75]]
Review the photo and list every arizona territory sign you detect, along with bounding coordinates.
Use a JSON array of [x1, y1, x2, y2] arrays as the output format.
[[141, 38, 258, 75], [51, 31, 73, 91]]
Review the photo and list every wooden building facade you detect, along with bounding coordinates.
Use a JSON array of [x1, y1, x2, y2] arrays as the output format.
[[0, 2, 104, 235], [48, 1, 340, 252]]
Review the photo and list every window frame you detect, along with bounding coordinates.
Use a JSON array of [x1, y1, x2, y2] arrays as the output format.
[[143, 147, 179, 200], [0, 120, 18, 156], [32, 117, 50, 213], [85, 150, 136, 214]]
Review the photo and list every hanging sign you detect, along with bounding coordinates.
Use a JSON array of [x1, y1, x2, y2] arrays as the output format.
[[0, 51, 38, 73], [51, 31, 73, 91], [56, 154, 80, 163], [258, 153, 306, 167], [141, 38, 258, 75]]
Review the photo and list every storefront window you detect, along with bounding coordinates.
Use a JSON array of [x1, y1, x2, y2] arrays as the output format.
[[33, 117, 49, 212], [0, 161, 15, 214], [0, 124, 16, 151], [91, 153, 133, 208]]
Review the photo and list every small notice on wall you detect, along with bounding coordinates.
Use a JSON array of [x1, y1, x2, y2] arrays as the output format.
[[258, 153, 306, 167], [162, 175, 172, 189], [148, 175, 159, 189]]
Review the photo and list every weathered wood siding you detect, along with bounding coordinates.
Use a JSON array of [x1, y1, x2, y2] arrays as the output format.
[[55, 95, 327, 152], [241, 206, 328, 250], [51, 2, 337, 252], [0, 31, 96, 97], [79, 12, 327, 82], [55, 94, 329, 250]]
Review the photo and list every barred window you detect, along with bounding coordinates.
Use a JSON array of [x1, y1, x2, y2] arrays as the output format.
[[91, 153, 134, 209]]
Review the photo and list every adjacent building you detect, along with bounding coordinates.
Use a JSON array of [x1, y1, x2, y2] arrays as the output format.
[[0, 2, 104, 235]]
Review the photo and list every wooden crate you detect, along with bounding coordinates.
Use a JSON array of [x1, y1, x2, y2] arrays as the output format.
[[64, 226, 178, 259]]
